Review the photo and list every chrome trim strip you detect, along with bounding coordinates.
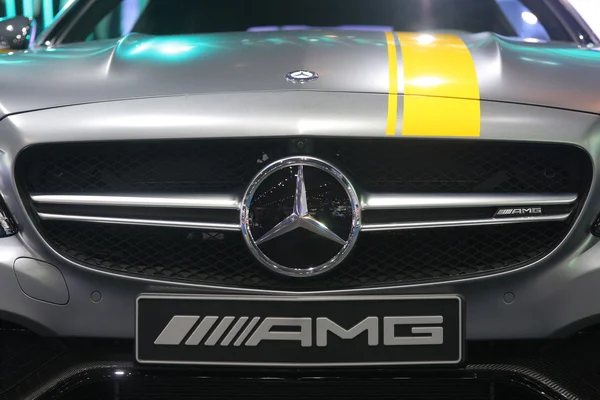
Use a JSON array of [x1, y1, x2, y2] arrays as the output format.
[[32, 193, 578, 211], [361, 213, 572, 232], [361, 193, 578, 210], [37, 213, 240, 231], [31, 194, 240, 209]]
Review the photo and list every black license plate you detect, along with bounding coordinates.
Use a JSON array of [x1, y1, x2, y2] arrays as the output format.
[[136, 295, 464, 367]]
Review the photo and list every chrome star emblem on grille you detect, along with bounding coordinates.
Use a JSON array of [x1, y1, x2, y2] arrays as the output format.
[[241, 157, 361, 277], [286, 70, 319, 83], [255, 165, 346, 246]]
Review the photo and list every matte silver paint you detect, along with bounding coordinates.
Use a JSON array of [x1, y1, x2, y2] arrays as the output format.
[[0, 31, 599, 119], [2, 91, 596, 144], [13, 258, 69, 305]]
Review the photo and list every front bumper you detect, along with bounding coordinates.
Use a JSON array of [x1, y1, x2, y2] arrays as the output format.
[[1, 93, 600, 341], [2, 229, 600, 341]]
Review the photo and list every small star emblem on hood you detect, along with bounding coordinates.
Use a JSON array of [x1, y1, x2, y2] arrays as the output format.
[[286, 70, 319, 83]]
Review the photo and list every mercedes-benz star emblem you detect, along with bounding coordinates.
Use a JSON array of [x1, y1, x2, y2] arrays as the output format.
[[286, 70, 319, 84], [241, 157, 360, 277]]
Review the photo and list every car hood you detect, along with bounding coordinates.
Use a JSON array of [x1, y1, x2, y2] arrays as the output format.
[[1, 30, 600, 118]]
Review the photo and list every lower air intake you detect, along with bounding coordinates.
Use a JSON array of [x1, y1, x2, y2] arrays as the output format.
[[54, 377, 549, 400]]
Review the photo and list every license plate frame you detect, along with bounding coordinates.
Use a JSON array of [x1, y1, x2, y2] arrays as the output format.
[[136, 294, 464, 367]]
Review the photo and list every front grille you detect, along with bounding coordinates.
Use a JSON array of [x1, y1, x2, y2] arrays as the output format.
[[41, 221, 568, 290], [15, 138, 592, 290], [18, 138, 587, 195]]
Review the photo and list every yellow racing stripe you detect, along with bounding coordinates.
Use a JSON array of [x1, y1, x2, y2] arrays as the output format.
[[397, 33, 480, 137], [384, 32, 399, 136]]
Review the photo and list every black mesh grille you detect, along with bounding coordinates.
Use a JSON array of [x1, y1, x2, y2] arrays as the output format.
[[40, 220, 569, 290], [15, 138, 592, 290], [17, 138, 589, 194]]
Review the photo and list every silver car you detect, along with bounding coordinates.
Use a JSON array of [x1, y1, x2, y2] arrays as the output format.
[[0, 0, 600, 399]]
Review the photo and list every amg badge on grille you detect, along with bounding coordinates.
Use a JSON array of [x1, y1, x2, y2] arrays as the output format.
[[495, 207, 543, 217]]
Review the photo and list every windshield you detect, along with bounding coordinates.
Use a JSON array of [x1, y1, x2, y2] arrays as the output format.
[[59, 0, 573, 44]]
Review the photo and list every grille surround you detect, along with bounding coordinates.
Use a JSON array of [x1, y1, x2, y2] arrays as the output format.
[[14, 138, 593, 291]]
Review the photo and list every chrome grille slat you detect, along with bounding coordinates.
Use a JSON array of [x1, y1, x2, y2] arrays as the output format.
[[360, 213, 573, 232], [31, 194, 240, 209], [361, 193, 578, 210], [31, 192, 577, 231], [36, 213, 241, 232]]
